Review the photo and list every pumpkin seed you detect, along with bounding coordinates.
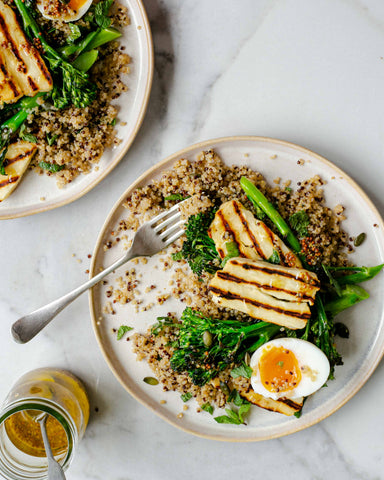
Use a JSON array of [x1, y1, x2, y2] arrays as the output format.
[[354, 233, 366, 247], [203, 330, 213, 347], [143, 376, 159, 386]]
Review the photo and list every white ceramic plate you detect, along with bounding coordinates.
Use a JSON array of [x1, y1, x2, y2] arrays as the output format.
[[0, 0, 153, 220], [89, 136, 384, 441]]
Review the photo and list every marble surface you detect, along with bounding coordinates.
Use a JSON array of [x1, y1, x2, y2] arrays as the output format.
[[1, 0, 384, 478]]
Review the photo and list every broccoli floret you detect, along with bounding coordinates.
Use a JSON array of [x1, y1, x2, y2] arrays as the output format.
[[170, 308, 281, 386]]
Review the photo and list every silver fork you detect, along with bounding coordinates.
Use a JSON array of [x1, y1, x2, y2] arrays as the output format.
[[11, 201, 186, 344]]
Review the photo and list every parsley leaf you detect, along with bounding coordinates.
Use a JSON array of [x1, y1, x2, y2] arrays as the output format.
[[116, 325, 133, 340], [289, 210, 310, 237], [230, 362, 253, 379], [39, 161, 65, 172], [181, 393, 192, 402]]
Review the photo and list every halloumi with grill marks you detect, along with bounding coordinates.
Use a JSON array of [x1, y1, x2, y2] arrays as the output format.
[[209, 268, 311, 330], [219, 258, 320, 306], [0, 141, 37, 201], [239, 384, 303, 416], [208, 199, 302, 268], [0, 1, 52, 105]]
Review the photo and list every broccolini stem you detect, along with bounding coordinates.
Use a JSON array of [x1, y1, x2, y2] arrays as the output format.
[[58, 27, 122, 58], [327, 264, 384, 285], [240, 177, 302, 253], [72, 50, 99, 72]]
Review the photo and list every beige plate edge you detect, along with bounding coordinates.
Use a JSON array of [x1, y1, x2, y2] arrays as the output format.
[[1, 0, 154, 221], [89, 135, 384, 442]]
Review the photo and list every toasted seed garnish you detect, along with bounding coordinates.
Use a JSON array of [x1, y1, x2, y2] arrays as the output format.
[[203, 330, 213, 347], [143, 376, 159, 385], [354, 233, 366, 247], [220, 381, 230, 396]]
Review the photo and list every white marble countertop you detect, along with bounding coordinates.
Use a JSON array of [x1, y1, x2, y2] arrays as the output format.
[[1, 0, 384, 478]]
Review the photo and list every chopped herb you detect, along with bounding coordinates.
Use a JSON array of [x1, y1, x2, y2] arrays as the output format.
[[116, 325, 133, 340], [221, 241, 240, 267], [19, 124, 37, 143], [289, 210, 310, 237], [294, 410, 302, 418], [94, 0, 114, 28], [285, 187, 292, 193], [150, 316, 177, 336], [171, 251, 184, 261], [110, 117, 117, 126], [201, 403, 214, 415], [67, 23, 82, 43], [214, 408, 242, 425], [268, 249, 280, 264], [38, 161, 65, 172], [181, 392, 192, 402], [164, 193, 187, 201], [230, 362, 253, 379], [46, 133, 58, 146], [277, 361, 284, 368], [143, 377, 159, 386], [354, 233, 366, 247]]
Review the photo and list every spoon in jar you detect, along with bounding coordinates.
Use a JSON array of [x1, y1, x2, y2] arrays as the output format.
[[36, 413, 66, 480]]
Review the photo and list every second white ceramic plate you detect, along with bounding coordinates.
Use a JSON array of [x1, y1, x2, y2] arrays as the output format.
[[89, 136, 384, 441], [0, 0, 153, 220]]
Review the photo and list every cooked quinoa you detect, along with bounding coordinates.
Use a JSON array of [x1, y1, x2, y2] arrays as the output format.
[[105, 149, 351, 410], [3, 0, 130, 187]]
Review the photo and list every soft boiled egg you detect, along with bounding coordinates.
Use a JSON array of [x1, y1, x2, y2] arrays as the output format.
[[250, 338, 330, 400], [37, 0, 93, 23]]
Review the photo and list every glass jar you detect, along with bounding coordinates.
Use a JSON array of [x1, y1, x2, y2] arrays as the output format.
[[0, 368, 89, 480]]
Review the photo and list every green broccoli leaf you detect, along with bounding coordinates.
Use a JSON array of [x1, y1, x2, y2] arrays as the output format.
[[289, 210, 310, 237]]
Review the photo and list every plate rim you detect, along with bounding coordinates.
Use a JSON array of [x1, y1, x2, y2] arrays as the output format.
[[0, 0, 154, 221], [89, 135, 384, 441]]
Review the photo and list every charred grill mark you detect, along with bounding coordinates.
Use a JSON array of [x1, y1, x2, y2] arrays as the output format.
[[230, 259, 320, 287], [0, 57, 20, 97], [0, 13, 25, 65], [27, 76, 38, 92], [216, 271, 314, 304], [280, 398, 302, 409], [208, 286, 311, 320], [233, 201, 265, 258], [217, 247, 225, 258], [217, 209, 246, 258], [0, 175, 19, 189], [3, 148, 36, 168], [30, 48, 52, 84]]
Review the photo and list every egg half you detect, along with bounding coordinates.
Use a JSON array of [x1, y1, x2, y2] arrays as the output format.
[[250, 338, 330, 400], [37, 0, 93, 23]]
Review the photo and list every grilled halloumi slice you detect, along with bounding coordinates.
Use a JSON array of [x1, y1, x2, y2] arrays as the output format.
[[0, 1, 52, 105], [208, 199, 302, 268], [209, 258, 320, 329], [239, 385, 303, 416], [218, 258, 320, 306], [0, 141, 37, 201]]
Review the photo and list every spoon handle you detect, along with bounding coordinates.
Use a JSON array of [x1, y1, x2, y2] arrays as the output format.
[[39, 415, 66, 480]]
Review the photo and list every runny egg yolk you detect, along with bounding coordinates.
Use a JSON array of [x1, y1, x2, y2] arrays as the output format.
[[67, 0, 88, 12], [258, 346, 302, 394]]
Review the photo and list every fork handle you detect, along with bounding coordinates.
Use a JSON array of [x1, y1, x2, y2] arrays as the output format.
[[11, 251, 136, 344]]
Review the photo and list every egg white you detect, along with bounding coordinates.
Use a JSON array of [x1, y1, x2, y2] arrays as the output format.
[[250, 338, 330, 400], [36, 0, 93, 23]]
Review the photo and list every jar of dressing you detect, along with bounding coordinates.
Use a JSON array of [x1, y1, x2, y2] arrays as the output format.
[[0, 368, 89, 479]]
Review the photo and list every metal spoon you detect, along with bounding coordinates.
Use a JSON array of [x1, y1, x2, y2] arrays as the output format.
[[37, 414, 66, 480]]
